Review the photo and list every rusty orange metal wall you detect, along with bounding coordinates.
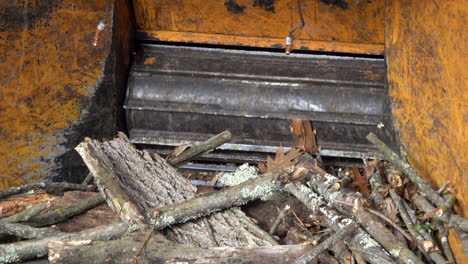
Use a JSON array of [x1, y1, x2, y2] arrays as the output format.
[[0, 0, 112, 188], [385, 1, 467, 262], [133, 0, 385, 54]]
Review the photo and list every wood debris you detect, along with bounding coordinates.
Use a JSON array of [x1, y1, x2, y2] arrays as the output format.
[[0, 131, 466, 264]]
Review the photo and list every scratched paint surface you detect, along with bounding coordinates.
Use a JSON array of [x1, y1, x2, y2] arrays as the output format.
[[0, 0, 111, 188], [386, 1, 467, 262], [133, 0, 385, 54]]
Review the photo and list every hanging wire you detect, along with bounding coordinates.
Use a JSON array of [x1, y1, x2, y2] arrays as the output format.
[[285, 0, 305, 54]]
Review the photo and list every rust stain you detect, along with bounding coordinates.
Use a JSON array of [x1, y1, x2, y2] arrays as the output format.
[[133, 0, 385, 53], [0, 0, 111, 188], [386, 0, 467, 262]]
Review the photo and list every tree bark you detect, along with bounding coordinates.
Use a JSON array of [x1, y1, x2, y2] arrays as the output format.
[[0, 222, 128, 264], [47, 231, 311, 264], [76, 132, 275, 247]]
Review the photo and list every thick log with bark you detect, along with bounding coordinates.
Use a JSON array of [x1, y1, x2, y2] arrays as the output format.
[[76, 132, 275, 247], [0, 222, 128, 264], [47, 231, 311, 264]]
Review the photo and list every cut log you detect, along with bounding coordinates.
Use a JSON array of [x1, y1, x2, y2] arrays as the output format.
[[0, 222, 128, 264], [47, 231, 311, 264], [75, 132, 275, 247]]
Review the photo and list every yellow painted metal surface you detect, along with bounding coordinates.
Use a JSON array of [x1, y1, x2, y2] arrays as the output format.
[[385, 1, 467, 261], [133, 0, 385, 54], [0, 1, 111, 188]]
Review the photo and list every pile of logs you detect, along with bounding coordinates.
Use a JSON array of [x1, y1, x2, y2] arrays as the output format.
[[0, 131, 466, 264]]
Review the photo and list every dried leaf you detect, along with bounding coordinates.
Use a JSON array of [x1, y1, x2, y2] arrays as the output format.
[[265, 147, 302, 172], [349, 167, 370, 195], [166, 144, 189, 161]]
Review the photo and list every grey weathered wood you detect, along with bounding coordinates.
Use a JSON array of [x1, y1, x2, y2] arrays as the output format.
[[47, 232, 310, 264], [168, 130, 232, 167], [0, 222, 128, 264], [0, 182, 96, 199], [76, 132, 274, 247]]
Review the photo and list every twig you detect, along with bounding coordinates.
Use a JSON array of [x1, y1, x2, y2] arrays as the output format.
[[133, 227, 155, 264], [352, 200, 425, 264], [317, 253, 340, 264], [1, 202, 49, 223], [23, 193, 105, 227], [435, 221, 456, 264], [412, 193, 468, 233], [147, 169, 291, 229], [269, 204, 290, 234], [294, 223, 358, 264], [167, 131, 232, 167], [437, 182, 450, 194], [390, 189, 448, 264], [284, 183, 395, 264], [366, 133, 446, 208], [369, 167, 385, 207], [231, 209, 279, 246], [0, 182, 96, 199], [0, 222, 128, 264], [81, 173, 94, 185], [332, 199, 416, 244]]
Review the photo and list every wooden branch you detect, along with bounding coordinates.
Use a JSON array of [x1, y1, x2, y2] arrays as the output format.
[[390, 189, 448, 264], [148, 169, 289, 229], [0, 221, 64, 239], [295, 154, 423, 264], [76, 132, 276, 247], [369, 167, 385, 207], [47, 232, 311, 264], [168, 130, 232, 166], [366, 133, 446, 208], [0, 222, 128, 264], [23, 193, 105, 227], [412, 193, 468, 233], [0, 182, 96, 199], [1, 202, 49, 223], [295, 223, 358, 264], [269, 204, 290, 235], [353, 201, 425, 264], [284, 183, 396, 264], [435, 221, 456, 264]]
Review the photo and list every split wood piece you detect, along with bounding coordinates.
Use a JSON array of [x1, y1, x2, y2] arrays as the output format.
[[0, 182, 96, 199], [47, 231, 312, 264], [76, 132, 275, 247], [0, 222, 128, 264], [390, 190, 448, 264], [0, 221, 64, 239], [285, 183, 396, 264], [295, 223, 358, 264], [366, 133, 446, 208], [75, 139, 147, 226], [353, 201, 425, 264], [147, 169, 290, 229], [1, 202, 49, 223], [167, 130, 232, 167], [23, 193, 105, 227], [412, 193, 468, 233], [289, 119, 320, 152]]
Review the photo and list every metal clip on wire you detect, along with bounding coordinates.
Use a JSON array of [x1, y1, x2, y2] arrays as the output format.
[[93, 21, 106, 46], [285, 0, 305, 54]]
